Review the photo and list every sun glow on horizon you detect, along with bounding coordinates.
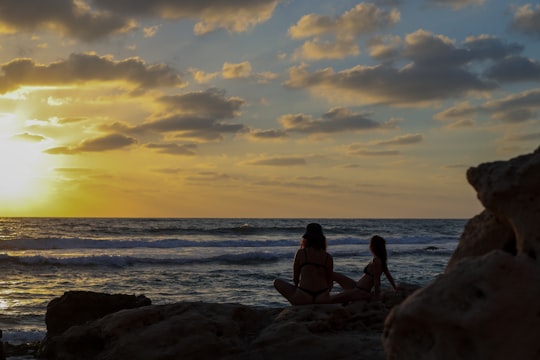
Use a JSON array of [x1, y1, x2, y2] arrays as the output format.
[[0, 122, 53, 209]]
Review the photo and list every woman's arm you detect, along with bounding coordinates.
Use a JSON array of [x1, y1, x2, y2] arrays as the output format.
[[372, 258, 383, 300], [384, 268, 397, 290], [293, 250, 302, 286]]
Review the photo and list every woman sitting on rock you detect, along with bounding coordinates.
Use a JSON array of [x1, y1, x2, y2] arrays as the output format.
[[274, 223, 334, 305], [331, 235, 397, 303]]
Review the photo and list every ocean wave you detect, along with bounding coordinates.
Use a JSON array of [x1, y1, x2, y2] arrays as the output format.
[[0, 235, 457, 251], [0, 251, 283, 268], [0, 245, 453, 268]]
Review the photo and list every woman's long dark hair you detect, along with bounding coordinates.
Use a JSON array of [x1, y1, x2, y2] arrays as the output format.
[[302, 223, 327, 250], [370, 235, 388, 271]]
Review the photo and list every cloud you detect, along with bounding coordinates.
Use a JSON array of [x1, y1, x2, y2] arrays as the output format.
[[482, 90, 540, 123], [349, 148, 401, 156], [245, 129, 288, 141], [289, 3, 400, 39], [221, 61, 278, 83], [0, 0, 133, 41], [222, 61, 252, 79], [190, 69, 220, 84], [157, 88, 244, 118], [289, 3, 400, 60], [285, 30, 504, 106], [425, 0, 485, 10], [373, 133, 423, 146], [278, 107, 396, 134], [45, 133, 137, 154], [145, 143, 197, 155], [135, 116, 246, 141], [293, 38, 360, 60], [246, 156, 307, 166], [10, 132, 47, 142], [435, 89, 540, 123], [511, 4, 540, 38], [0, 53, 185, 94], [484, 56, 540, 83], [93, 0, 280, 35], [463, 35, 523, 60], [143, 25, 160, 38], [367, 35, 402, 62]]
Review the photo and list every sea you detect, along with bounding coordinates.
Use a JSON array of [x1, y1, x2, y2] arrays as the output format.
[[0, 217, 466, 346]]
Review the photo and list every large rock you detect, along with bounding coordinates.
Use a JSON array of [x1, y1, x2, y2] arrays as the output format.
[[383, 147, 540, 360], [466, 147, 540, 258], [384, 251, 540, 359], [44, 291, 151, 336], [38, 291, 151, 358], [37, 286, 417, 360], [446, 209, 515, 271]]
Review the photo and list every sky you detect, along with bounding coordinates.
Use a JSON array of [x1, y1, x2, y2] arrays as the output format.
[[0, 0, 539, 218]]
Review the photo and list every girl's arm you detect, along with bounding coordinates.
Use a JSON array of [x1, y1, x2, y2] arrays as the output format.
[[293, 250, 302, 286], [372, 258, 383, 300], [384, 268, 397, 290]]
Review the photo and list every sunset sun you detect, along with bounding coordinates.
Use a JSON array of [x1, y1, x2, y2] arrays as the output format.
[[0, 134, 50, 205]]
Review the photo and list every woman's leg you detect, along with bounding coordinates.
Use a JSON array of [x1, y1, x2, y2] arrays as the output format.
[[330, 288, 370, 304], [332, 272, 357, 290], [273, 278, 297, 304]]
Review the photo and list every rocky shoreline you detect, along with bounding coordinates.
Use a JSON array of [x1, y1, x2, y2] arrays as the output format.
[[2, 285, 418, 360]]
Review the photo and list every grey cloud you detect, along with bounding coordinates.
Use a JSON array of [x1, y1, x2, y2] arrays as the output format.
[[45, 133, 137, 154], [512, 4, 540, 38], [135, 115, 246, 141], [286, 30, 503, 105], [0, 0, 131, 41], [0, 53, 184, 94], [484, 56, 540, 83], [279, 108, 394, 134], [436, 89, 540, 124], [128, 89, 247, 142], [93, 0, 279, 35], [145, 143, 197, 155], [374, 133, 423, 146], [350, 149, 401, 156], [463, 36, 523, 60], [247, 129, 288, 140], [482, 90, 540, 121], [158, 88, 244, 118], [0, 0, 279, 40], [247, 156, 306, 166]]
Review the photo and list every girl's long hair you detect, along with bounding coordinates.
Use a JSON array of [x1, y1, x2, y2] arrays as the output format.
[[370, 235, 388, 271], [302, 223, 327, 250]]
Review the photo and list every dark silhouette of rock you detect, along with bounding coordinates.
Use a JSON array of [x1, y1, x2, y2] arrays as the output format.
[[383, 147, 540, 360], [38, 291, 151, 358], [36, 286, 418, 360]]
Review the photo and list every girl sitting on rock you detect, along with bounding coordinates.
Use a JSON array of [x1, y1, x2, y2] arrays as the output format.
[[274, 223, 334, 305], [331, 235, 397, 303]]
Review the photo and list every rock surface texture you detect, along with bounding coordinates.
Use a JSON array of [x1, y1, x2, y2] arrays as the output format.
[[383, 147, 540, 360], [37, 287, 417, 360]]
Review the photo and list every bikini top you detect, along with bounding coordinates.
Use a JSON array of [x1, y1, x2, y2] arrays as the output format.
[[299, 248, 329, 271], [363, 263, 373, 277]]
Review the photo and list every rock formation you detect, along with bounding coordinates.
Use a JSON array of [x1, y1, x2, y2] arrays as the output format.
[[38, 291, 151, 358], [36, 287, 417, 360], [383, 146, 540, 360]]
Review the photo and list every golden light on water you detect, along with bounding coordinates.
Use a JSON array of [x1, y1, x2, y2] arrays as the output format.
[[0, 298, 8, 311]]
